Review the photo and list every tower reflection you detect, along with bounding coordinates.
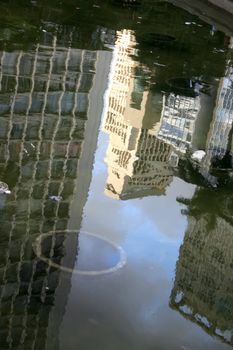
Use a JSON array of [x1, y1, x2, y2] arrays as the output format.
[[0, 29, 111, 349], [102, 29, 233, 199], [171, 187, 233, 346]]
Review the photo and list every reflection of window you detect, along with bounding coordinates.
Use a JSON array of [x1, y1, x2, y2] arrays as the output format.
[[79, 73, 93, 92], [10, 123, 24, 139], [36, 161, 49, 179], [14, 95, 30, 114], [130, 77, 144, 110], [0, 98, 10, 115], [2, 52, 18, 75], [30, 93, 44, 113], [0, 119, 8, 138], [60, 92, 74, 114], [35, 57, 49, 75], [26, 120, 41, 139], [76, 93, 88, 113], [66, 159, 78, 178], [46, 93, 60, 114], [53, 143, 68, 158], [52, 160, 65, 178], [106, 183, 117, 194]]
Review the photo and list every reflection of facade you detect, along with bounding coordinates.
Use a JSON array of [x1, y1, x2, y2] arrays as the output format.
[[155, 62, 233, 186], [105, 129, 174, 199], [0, 34, 111, 349], [171, 190, 233, 346], [200, 65, 233, 184], [103, 30, 173, 200], [102, 27, 233, 193], [158, 93, 200, 154]]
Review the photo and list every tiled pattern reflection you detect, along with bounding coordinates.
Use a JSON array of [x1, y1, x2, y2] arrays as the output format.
[[0, 36, 96, 349]]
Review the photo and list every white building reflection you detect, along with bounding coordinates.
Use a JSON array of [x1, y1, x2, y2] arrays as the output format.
[[200, 63, 233, 185], [102, 30, 233, 194], [102, 29, 174, 200]]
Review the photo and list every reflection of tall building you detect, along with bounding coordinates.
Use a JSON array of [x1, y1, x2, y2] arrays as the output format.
[[171, 189, 233, 346], [200, 64, 233, 184], [102, 28, 232, 196], [0, 33, 111, 349], [103, 30, 174, 199], [155, 62, 233, 186], [105, 128, 174, 199], [158, 93, 201, 154]]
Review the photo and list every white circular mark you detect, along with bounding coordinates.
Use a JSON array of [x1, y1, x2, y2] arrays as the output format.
[[33, 230, 127, 276]]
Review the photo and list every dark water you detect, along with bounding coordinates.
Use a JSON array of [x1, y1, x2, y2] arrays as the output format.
[[0, 0, 233, 349]]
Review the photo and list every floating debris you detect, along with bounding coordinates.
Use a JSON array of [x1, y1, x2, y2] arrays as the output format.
[[154, 62, 166, 67], [191, 150, 206, 162], [213, 48, 225, 54], [49, 195, 63, 202], [0, 182, 11, 194]]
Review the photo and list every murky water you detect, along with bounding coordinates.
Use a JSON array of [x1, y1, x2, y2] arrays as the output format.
[[0, 1, 233, 349]]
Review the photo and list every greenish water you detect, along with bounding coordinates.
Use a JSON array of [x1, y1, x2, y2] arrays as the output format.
[[0, 1, 233, 349]]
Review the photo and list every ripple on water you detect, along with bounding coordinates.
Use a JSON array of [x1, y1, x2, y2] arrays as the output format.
[[33, 230, 127, 276]]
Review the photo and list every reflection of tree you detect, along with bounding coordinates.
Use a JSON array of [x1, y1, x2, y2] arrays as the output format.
[[177, 186, 233, 230]]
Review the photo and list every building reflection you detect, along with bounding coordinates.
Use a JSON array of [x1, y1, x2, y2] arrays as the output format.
[[102, 29, 174, 200], [102, 29, 233, 199], [102, 27, 233, 346], [170, 187, 233, 346], [200, 61, 233, 185], [0, 30, 111, 349], [157, 91, 201, 154]]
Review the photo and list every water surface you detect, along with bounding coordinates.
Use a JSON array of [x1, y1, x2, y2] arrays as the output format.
[[0, 1, 233, 349]]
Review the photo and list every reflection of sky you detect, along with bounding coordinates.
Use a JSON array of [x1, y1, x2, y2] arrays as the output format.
[[79, 129, 196, 280], [58, 126, 230, 349], [57, 46, 231, 349], [75, 233, 121, 271]]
